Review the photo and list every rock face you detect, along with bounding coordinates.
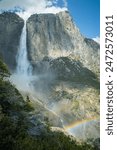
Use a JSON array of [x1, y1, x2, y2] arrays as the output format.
[[0, 12, 24, 71], [26, 10, 100, 140], [0, 11, 100, 141], [33, 56, 99, 89], [27, 11, 100, 74], [26, 11, 100, 140]]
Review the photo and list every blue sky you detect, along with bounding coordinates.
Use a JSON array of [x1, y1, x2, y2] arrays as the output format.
[[67, 0, 100, 38]]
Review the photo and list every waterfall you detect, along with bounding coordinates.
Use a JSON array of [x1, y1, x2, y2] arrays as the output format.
[[16, 21, 31, 75], [10, 20, 33, 92]]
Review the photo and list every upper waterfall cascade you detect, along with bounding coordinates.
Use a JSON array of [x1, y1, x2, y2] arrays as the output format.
[[16, 21, 32, 76], [10, 20, 33, 91]]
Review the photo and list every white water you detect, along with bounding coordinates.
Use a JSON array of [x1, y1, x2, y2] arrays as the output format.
[[16, 21, 31, 75], [10, 20, 33, 92]]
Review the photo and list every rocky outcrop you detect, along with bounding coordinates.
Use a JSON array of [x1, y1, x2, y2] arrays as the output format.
[[50, 57, 99, 87], [27, 11, 100, 74], [33, 56, 99, 89], [0, 12, 24, 71], [30, 55, 100, 140]]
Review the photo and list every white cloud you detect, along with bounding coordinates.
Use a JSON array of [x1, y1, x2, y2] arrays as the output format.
[[0, 0, 68, 20], [93, 36, 100, 44]]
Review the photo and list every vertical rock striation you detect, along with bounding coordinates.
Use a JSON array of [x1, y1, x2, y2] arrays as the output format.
[[0, 12, 24, 71], [27, 11, 100, 75]]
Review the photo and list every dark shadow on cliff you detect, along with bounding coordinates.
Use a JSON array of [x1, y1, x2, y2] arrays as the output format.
[[32, 56, 99, 90]]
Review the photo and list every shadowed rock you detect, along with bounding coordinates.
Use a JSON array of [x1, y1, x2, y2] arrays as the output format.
[[0, 12, 24, 71]]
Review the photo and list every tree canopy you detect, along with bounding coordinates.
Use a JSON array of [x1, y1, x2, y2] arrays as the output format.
[[0, 59, 10, 79]]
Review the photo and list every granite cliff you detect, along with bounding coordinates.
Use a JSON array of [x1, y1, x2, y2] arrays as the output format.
[[27, 11, 100, 75], [0, 12, 24, 71], [0, 11, 99, 75], [0, 11, 100, 147], [25, 11, 100, 140]]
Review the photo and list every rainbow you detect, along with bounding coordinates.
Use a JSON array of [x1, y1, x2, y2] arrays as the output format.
[[64, 116, 99, 131]]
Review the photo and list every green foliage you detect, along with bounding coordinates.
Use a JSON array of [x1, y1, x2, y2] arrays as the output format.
[[0, 59, 99, 150], [24, 102, 34, 112], [0, 80, 25, 113], [0, 114, 98, 150], [0, 59, 10, 79]]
